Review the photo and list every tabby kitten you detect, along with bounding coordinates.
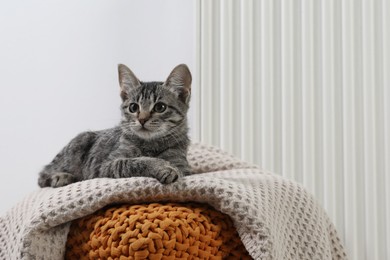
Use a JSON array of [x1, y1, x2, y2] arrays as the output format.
[[38, 64, 192, 188]]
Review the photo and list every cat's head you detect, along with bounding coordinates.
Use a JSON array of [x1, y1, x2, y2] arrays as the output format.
[[117, 63, 191, 139]]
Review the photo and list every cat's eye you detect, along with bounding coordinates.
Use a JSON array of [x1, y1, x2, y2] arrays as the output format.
[[153, 102, 167, 113], [128, 103, 139, 113]]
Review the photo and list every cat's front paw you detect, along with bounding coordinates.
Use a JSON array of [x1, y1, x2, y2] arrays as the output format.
[[50, 172, 76, 187], [156, 166, 183, 184]]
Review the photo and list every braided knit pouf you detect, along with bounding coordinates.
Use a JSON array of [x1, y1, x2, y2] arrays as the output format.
[[65, 203, 251, 260]]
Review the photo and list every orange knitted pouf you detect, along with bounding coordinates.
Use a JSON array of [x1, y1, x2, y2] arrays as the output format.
[[65, 203, 251, 260]]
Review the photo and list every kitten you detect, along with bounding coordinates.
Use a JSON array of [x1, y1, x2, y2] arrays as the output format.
[[38, 64, 192, 188]]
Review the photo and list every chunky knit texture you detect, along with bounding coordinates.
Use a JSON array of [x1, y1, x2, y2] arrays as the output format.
[[0, 143, 347, 260], [65, 203, 251, 259]]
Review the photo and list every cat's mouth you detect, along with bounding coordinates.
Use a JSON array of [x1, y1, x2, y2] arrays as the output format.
[[136, 125, 154, 134], [132, 124, 166, 140], [139, 126, 149, 132], [133, 126, 157, 139]]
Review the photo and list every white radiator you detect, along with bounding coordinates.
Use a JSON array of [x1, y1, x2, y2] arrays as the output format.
[[194, 0, 390, 259]]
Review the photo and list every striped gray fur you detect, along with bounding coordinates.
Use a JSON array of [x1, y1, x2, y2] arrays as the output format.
[[38, 64, 192, 187]]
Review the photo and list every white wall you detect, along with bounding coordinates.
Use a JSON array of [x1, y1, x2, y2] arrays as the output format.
[[196, 1, 389, 259], [0, 0, 195, 215]]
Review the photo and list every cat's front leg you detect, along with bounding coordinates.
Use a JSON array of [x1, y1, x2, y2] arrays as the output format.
[[157, 149, 191, 176], [99, 157, 182, 184]]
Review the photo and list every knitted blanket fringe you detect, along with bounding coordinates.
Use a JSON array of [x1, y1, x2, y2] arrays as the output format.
[[0, 143, 347, 260]]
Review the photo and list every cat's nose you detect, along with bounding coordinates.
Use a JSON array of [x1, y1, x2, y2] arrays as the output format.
[[138, 111, 150, 126], [139, 118, 149, 126]]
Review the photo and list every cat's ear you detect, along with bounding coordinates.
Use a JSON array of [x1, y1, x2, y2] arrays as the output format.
[[118, 64, 141, 101], [164, 64, 192, 104]]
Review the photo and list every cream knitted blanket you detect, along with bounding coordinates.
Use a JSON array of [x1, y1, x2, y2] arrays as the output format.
[[0, 144, 347, 260]]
